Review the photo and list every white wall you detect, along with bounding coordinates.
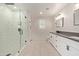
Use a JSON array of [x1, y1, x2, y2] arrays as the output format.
[[31, 16, 55, 40], [54, 3, 79, 33]]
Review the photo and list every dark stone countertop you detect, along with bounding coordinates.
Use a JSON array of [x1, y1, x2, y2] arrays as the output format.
[[49, 32, 79, 42]]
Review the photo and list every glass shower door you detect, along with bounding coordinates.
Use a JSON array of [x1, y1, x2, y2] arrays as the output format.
[[19, 11, 28, 49], [0, 5, 21, 56]]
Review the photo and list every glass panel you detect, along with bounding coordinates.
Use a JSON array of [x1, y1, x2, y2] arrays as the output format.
[[0, 5, 20, 55], [20, 11, 28, 49]]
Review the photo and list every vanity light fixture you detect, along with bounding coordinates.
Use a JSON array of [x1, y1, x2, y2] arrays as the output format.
[[55, 14, 64, 20], [75, 4, 79, 10]]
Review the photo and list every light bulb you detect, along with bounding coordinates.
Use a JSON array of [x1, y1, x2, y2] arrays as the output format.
[[40, 12, 43, 15]]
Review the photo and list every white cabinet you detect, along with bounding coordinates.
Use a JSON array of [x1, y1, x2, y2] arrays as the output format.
[[49, 33, 57, 48], [49, 34, 66, 55], [56, 36, 79, 56], [55, 36, 69, 56], [49, 33, 79, 56], [65, 38, 79, 56]]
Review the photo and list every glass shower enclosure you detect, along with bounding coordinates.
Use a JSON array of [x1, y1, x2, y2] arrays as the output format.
[[0, 3, 28, 56]]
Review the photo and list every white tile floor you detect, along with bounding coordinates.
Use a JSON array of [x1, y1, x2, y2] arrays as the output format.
[[19, 39, 60, 56]]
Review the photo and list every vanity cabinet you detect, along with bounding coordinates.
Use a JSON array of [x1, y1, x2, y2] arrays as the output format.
[[55, 36, 69, 56], [49, 33, 57, 48], [65, 38, 79, 56], [49, 33, 79, 56]]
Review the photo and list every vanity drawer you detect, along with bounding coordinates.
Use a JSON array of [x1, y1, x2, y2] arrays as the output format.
[[66, 38, 79, 50], [54, 36, 79, 56], [65, 39, 79, 56], [49, 33, 79, 56], [65, 44, 79, 56]]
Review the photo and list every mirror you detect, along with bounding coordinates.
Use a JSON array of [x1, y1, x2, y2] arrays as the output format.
[[74, 9, 79, 26], [55, 17, 64, 27]]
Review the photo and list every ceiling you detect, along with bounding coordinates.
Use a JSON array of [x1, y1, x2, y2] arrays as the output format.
[[18, 3, 68, 20], [0, 3, 69, 20]]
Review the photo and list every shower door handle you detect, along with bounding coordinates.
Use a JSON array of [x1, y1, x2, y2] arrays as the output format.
[[18, 28, 23, 35]]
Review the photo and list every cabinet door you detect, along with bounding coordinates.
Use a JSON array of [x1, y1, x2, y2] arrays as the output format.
[[51, 34, 55, 45], [49, 34, 68, 55], [49, 33, 53, 41], [65, 39, 79, 56], [49, 33, 56, 47], [48, 34, 68, 55], [53, 35, 57, 47], [56, 36, 69, 56], [49, 34, 79, 56], [56, 36, 79, 56]]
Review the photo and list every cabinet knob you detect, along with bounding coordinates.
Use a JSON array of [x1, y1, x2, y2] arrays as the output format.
[[66, 45, 69, 51]]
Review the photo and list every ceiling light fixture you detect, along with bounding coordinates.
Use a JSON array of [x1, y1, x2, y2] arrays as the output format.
[[40, 12, 43, 15], [55, 14, 64, 20]]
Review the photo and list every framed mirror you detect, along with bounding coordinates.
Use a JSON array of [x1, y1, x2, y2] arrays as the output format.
[[74, 9, 79, 26], [55, 17, 64, 27]]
